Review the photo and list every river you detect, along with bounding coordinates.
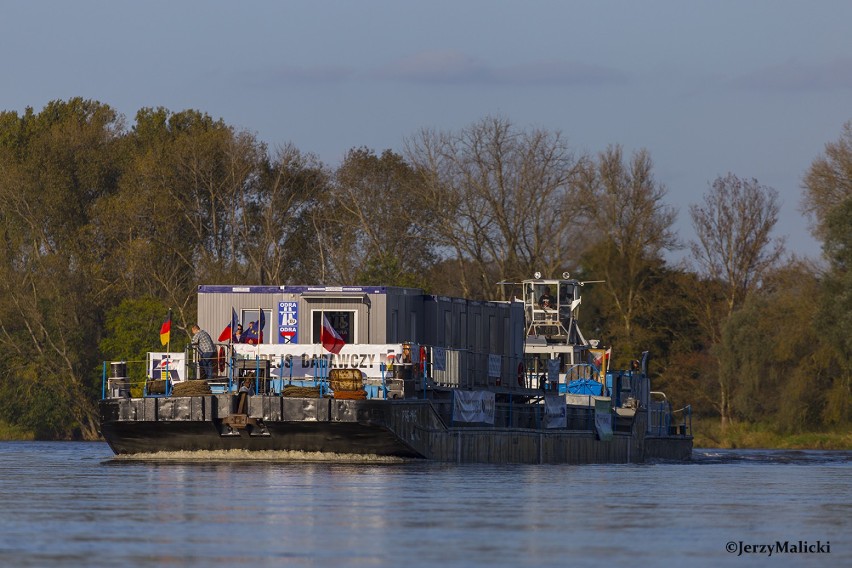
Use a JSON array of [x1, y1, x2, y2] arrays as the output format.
[[0, 442, 848, 567]]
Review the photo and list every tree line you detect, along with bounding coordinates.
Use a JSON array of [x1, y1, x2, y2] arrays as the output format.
[[0, 98, 849, 439]]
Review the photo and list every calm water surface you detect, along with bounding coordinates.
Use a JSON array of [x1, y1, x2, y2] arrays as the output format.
[[0, 442, 849, 567]]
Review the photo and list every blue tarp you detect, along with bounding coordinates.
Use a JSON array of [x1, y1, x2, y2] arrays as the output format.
[[566, 379, 603, 395]]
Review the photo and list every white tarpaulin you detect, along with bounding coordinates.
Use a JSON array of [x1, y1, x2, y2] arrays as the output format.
[[452, 390, 495, 424], [543, 394, 567, 428]]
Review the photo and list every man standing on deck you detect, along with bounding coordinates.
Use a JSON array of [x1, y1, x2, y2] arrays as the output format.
[[190, 324, 216, 380]]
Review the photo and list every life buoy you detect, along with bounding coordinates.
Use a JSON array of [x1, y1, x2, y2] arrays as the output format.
[[217, 346, 226, 373], [517, 362, 525, 387]]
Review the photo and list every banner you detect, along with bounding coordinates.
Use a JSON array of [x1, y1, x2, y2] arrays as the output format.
[[452, 390, 495, 424], [543, 394, 567, 428], [432, 347, 446, 371], [547, 358, 561, 384], [488, 354, 501, 378], [234, 343, 413, 380], [278, 301, 298, 344], [594, 397, 613, 441], [148, 352, 187, 383]]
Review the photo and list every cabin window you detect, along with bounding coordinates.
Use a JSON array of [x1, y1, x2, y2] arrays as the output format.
[[311, 310, 356, 344], [240, 309, 272, 344], [559, 284, 574, 304]]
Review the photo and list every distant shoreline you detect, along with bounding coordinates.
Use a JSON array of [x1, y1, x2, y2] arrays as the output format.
[[691, 419, 852, 451]]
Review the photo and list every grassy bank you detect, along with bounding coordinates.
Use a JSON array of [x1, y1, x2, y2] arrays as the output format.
[[0, 421, 35, 441], [692, 418, 852, 450]]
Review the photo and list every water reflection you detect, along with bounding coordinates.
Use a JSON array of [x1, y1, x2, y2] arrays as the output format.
[[1, 442, 850, 567]]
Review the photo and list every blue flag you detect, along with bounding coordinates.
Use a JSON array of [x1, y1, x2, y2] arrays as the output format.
[[243, 310, 265, 345]]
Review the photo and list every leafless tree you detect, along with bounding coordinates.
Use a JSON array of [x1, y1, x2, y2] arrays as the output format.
[[405, 116, 586, 299], [690, 173, 784, 317], [575, 145, 678, 340], [689, 173, 784, 426], [315, 148, 433, 287]]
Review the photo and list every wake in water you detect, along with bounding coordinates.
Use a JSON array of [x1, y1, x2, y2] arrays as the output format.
[[109, 449, 410, 464], [692, 448, 852, 465]]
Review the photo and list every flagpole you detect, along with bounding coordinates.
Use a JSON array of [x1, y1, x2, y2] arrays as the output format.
[[164, 308, 172, 391], [228, 307, 233, 392], [257, 305, 262, 357]]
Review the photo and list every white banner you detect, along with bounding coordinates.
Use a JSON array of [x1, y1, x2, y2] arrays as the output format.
[[543, 394, 567, 429], [233, 343, 412, 380], [148, 352, 188, 383], [452, 390, 495, 424]]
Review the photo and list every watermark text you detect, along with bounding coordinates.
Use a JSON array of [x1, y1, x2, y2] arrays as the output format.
[[726, 540, 830, 557]]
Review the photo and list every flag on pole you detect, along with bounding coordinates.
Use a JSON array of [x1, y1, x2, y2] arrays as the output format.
[[321, 314, 345, 354], [218, 308, 239, 342], [159, 312, 171, 346], [243, 308, 265, 345]]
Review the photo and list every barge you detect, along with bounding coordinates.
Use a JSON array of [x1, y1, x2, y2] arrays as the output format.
[[99, 275, 692, 463]]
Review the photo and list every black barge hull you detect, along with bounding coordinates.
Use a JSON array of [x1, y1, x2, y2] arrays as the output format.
[[99, 395, 692, 464]]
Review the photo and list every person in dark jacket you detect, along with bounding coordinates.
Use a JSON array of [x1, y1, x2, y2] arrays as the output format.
[[191, 324, 216, 379]]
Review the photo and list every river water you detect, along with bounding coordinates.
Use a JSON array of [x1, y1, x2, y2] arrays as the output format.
[[0, 442, 849, 567]]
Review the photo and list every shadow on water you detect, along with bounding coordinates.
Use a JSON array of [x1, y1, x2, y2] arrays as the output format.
[[101, 447, 852, 468]]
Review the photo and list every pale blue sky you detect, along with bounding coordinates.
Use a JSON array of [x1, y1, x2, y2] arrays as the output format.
[[3, 0, 851, 261]]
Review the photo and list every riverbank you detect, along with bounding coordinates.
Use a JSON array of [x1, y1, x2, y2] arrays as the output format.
[[692, 418, 852, 450], [0, 421, 34, 441]]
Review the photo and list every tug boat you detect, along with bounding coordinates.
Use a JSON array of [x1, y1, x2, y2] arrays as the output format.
[[98, 275, 692, 463]]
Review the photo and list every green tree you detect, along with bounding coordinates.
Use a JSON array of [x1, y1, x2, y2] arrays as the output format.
[[801, 120, 852, 241], [0, 98, 125, 439], [801, 123, 852, 428], [717, 263, 826, 429], [689, 173, 784, 427], [812, 199, 852, 427]]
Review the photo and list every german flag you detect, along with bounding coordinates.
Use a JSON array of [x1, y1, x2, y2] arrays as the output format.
[[159, 312, 171, 346]]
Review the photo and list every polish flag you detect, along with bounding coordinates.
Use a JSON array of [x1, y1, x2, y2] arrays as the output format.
[[320, 315, 345, 354]]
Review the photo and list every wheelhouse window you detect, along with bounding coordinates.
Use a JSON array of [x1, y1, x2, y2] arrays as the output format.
[[312, 310, 356, 344]]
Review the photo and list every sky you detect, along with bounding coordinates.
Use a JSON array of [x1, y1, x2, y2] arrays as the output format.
[[3, 0, 851, 263]]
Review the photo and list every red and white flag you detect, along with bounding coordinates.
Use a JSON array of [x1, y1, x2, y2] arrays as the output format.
[[320, 315, 345, 354]]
